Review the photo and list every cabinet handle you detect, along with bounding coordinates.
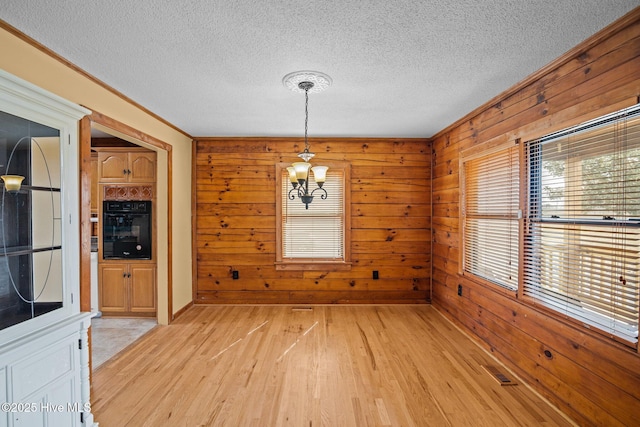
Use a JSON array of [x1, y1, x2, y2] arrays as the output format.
[[123, 169, 128, 175], [123, 272, 127, 278], [127, 169, 132, 175], [128, 273, 131, 278]]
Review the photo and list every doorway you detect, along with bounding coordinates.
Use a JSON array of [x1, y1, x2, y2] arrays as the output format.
[[80, 114, 172, 370], [90, 128, 159, 368]]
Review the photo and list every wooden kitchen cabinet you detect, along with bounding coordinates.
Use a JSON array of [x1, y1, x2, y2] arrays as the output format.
[[96, 147, 156, 318], [98, 149, 156, 183], [99, 262, 156, 316]]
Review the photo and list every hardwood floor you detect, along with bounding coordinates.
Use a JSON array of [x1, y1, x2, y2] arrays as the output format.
[[91, 305, 573, 426]]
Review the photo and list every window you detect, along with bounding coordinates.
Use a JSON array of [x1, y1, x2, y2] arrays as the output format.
[[523, 105, 640, 344], [276, 161, 351, 270], [461, 144, 519, 290]]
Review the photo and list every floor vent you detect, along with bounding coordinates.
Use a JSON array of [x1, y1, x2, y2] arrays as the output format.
[[482, 365, 518, 386]]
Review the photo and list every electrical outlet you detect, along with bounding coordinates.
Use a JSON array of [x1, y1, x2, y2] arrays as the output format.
[[457, 284, 463, 296], [372, 270, 379, 280], [232, 270, 239, 280]]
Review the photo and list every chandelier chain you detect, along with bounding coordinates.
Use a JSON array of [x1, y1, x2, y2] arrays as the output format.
[[304, 87, 309, 152]]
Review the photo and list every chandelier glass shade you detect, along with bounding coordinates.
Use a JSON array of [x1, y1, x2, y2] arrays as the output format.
[[1, 175, 25, 193], [282, 71, 332, 209]]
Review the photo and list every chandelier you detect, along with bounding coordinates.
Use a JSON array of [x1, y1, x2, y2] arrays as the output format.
[[282, 71, 332, 209]]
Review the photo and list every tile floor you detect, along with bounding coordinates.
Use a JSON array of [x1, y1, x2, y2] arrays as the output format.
[[91, 317, 157, 369]]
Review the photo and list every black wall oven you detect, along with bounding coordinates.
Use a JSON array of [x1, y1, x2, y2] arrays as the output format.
[[102, 201, 152, 259]]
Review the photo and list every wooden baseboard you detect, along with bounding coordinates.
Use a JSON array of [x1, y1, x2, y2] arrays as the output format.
[[171, 301, 194, 322], [195, 290, 430, 304]]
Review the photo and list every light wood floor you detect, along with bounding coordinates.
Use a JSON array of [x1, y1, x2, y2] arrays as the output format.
[[91, 305, 573, 426]]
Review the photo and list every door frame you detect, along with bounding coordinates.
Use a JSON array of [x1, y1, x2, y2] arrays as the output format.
[[79, 111, 173, 326]]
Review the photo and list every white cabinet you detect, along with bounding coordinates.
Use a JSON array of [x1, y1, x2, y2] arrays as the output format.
[[0, 70, 96, 426], [0, 314, 94, 427]]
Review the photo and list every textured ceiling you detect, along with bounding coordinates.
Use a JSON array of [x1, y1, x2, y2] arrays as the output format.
[[2, 1, 638, 138]]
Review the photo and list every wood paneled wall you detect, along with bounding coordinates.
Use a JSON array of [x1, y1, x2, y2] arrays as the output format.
[[193, 137, 431, 304], [431, 9, 640, 427]]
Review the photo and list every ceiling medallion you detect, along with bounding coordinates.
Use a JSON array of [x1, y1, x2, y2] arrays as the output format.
[[282, 70, 332, 94]]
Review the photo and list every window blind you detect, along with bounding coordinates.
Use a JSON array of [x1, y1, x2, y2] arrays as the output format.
[[281, 168, 344, 259], [462, 145, 519, 290], [523, 105, 640, 344]]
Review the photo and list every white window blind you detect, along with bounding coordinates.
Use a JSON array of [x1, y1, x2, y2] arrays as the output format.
[[462, 145, 519, 290], [281, 168, 345, 259], [523, 105, 640, 344]]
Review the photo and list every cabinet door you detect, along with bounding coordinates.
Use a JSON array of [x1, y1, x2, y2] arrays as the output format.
[[128, 152, 156, 182], [14, 376, 77, 427], [99, 263, 127, 312], [11, 334, 81, 426], [98, 152, 128, 182], [129, 264, 156, 314]]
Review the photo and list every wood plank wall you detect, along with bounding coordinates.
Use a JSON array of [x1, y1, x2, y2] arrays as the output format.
[[430, 9, 640, 427], [193, 137, 431, 304]]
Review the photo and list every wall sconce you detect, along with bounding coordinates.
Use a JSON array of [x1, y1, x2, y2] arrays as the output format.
[[1, 175, 25, 193]]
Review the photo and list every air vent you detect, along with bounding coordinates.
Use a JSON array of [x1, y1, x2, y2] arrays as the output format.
[[482, 365, 518, 386]]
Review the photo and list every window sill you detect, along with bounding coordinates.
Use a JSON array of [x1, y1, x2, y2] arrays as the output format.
[[461, 271, 518, 298], [275, 261, 352, 271]]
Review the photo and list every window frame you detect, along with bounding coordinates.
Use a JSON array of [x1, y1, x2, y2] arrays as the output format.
[[459, 104, 640, 348], [275, 160, 351, 271], [522, 105, 640, 346], [459, 142, 521, 294]]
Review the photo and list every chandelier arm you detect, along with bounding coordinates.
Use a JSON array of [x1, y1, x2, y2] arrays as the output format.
[[310, 186, 328, 200], [287, 187, 297, 200], [297, 186, 306, 199]]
